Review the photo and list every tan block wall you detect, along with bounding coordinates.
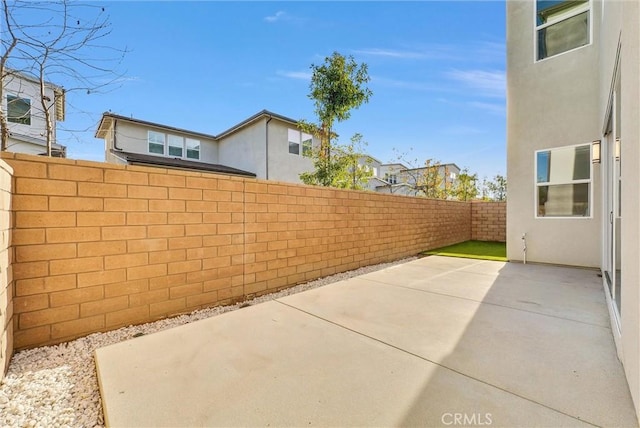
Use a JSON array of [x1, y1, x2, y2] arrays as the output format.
[[3, 153, 471, 350], [471, 201, 506, 242], [0, 159, 13, 381]]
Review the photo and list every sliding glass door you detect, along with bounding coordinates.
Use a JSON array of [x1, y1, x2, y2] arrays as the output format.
[[604, 69, 622, 320]]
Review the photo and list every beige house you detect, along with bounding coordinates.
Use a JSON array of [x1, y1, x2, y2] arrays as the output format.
[[96, 110, 317, 181], [507, 0, 640, 417], [2, 70, 66, 156]]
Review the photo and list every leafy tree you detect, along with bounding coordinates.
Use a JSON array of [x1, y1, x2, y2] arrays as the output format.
[[486, 174, 507, 201], [452, 167, 479, 201], [416, 159, 452, 199], [390, 148, 453, 199], [299, 52, 372, 186], [300, 133, 373, 190], [1, 0, 126, 155], [341, 133, 373, 190]]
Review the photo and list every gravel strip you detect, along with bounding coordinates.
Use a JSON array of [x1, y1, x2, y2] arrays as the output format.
[[0, 257, 416, 428]]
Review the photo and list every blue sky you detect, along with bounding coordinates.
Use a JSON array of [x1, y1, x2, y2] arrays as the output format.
[[57, 1, 506, 180]]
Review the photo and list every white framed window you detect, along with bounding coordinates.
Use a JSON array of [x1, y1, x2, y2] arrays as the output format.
[[288, 129, 300, 155], [302, 133, 312, 157], [288, 129, 313, 157], [186, 138, 200, 160], [535, 0, 590, 61], [535, 143, 591, 217], [385, 173, 398, 184], [148, 131, 165, 155], [7, 95, 31, 125], [168, 134, 183, 157], [148, 130, 200, 160]]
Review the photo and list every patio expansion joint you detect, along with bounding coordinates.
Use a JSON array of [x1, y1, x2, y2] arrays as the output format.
[[273, 299, 600, 428], [361, 277, 611, 330]]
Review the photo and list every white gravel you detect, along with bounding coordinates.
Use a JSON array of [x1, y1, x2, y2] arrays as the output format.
[[0, 257, 416, 428]]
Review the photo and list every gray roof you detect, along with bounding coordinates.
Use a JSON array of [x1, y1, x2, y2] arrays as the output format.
[[110, 150, 256, 177], [96, 109, 300, 140]]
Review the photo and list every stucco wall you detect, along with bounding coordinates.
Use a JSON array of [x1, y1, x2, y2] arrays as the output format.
[[3, 153, 472, 351], [0, 160, 13, 381], [620, 0, 640, 415], [217, 117, 268, 179], [217, 117, 315, 183], [507, 0, 602, 267], [108, 120, 219, 164], [3, 74, 58, 146]]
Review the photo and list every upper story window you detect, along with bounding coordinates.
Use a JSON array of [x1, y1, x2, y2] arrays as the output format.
[[148, 130, 200, 160], [535, 143, 591, 217], [148, 131, 165, 154], [536, 0, 590, 61], [7, 95, 31, 125], [186, 138, 200, 160], [385, 173, 398, 184], [288, 129, 313, 157], [288, 129, 300, 155], [168, 134, 183, 157], [302, 135, 312, 157]]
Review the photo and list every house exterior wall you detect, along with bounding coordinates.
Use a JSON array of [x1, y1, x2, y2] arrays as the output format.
[[2, 152, 472, 352], [8, 140, 54, 157], [506, 0, 601, 267], [0, 160, 12, 382], [508, 0, 640, 418], [217, 118, 268, 178], [217, 117, 315, 184], [3, 74, 59, 153], [106, 119, 219, 164], [619, 0, 640, 414]]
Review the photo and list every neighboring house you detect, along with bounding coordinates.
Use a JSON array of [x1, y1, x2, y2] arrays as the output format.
[[356, 155, 382, 191], [2, 70, 66, 157], [375, 162, 460, 197], [95, 110, 317, 181], [507, 0, 640, 417]]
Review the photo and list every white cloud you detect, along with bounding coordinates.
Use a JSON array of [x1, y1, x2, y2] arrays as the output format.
[[353, 48, 426, 60], [264, 11, 289, 23], [277, 70, 311, 80], [446, 69, 505, 98]]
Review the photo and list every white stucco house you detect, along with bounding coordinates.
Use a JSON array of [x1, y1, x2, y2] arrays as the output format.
[[2, 70, 66, 157], [95, 110, 317, 180], [507, 0, 640, 418], [374, 162, 460, 197]]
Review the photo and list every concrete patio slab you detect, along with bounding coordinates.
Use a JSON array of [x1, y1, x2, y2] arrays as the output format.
[[95, 256, 638, 427], [361, 259, 608, 326]]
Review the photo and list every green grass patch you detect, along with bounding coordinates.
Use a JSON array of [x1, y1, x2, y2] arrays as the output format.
[[422, 240, 507, 261]]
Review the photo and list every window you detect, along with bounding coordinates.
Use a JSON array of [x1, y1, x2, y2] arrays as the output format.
[[535, 144, 591, 217], [302, 133, 312, 157], [7, 95, 31, 125], [186, 138, 200, 160], [385, 173, 398, 184], [536, 0, 590, 61], [288, 129, 300, 155], [148, 131, 165, 154], [168, 135, 183, 157], [148, 131, 200, 160]]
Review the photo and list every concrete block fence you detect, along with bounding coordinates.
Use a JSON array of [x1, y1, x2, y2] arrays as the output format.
[[0, 153, 505, 380], [471, 201, 507, 242]]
